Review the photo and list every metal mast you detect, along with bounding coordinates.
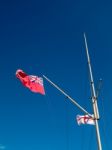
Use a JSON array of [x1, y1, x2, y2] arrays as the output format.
[[84, 33, 102, 150]]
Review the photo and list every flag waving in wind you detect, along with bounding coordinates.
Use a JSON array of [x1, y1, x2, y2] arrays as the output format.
[[76, 114, 95, 125], [16, 69, 45, 95]]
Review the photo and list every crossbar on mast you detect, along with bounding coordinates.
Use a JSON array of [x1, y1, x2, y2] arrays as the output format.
[[43, 75, 90, 115], [84, 33, 102, 150]]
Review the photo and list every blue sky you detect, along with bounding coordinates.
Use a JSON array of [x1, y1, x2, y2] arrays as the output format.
[[0, 0, 112, 150]]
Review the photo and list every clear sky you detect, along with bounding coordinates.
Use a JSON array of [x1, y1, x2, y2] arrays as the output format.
[[0, 0, 112, 150]]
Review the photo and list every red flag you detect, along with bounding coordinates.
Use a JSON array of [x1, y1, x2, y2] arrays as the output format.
[[16, 69, 45, 95]]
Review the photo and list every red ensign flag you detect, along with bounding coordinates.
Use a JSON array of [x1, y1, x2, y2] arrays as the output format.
[[16, 69, 45, 95]]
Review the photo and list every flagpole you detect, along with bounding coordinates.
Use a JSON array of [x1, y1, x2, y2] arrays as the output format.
[[43, 75, 90, 115], [84, 33, 102, 150]]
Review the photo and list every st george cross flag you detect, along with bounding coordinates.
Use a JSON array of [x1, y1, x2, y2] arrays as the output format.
[[16, 69, 45, 95], [76, 114, 95, 125]]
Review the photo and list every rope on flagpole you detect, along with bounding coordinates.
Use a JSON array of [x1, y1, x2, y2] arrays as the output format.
[[100, 97, 110, 150]]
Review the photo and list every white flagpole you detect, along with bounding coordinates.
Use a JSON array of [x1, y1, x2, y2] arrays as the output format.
[[43, 75, 90, 115], [84, 33, 102, 150]]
